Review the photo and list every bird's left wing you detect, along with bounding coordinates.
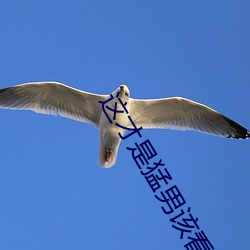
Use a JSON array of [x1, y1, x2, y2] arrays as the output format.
[[0, 82, 107, 127], [130, 97, 249, 139]]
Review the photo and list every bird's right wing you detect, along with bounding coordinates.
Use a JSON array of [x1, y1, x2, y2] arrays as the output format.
[[0, 82, 107, 127], [130, 97, 249, 139]]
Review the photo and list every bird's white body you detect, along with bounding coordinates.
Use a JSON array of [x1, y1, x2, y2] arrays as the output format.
[[98, 89, 130, 167], [0, 82, 249, 168]]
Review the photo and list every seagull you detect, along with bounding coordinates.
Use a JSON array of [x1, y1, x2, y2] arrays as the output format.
[[0, 82, 249, 168]]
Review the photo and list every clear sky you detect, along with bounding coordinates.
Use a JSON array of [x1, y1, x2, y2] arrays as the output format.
[[0, 1, 249, 250]]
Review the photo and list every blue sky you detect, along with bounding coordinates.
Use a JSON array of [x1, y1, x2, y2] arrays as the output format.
[[0, 1, 249, 249]]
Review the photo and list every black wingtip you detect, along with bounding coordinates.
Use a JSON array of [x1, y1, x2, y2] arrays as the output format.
[[222, 115, 250, 139], [247, 131, 250, 138]]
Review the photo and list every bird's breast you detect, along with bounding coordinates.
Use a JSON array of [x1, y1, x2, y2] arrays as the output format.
[[99, 108, 129, 146]]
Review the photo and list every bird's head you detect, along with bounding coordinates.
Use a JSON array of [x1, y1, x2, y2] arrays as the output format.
[[111, 84, 130, 101], [119, 84, 130, 99]]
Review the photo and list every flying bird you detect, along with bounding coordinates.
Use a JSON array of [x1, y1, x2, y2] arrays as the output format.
[[0, 82, 249, 168]]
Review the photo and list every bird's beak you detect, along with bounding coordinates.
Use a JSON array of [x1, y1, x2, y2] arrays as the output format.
[[120, 85, 125, 93]]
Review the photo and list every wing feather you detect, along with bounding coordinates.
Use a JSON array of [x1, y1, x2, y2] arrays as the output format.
[[130, 97, 249, 139], [0, 82, 107, 127]]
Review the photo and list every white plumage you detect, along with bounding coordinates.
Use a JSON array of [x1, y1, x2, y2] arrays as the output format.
[[0, 82, 249, 168]]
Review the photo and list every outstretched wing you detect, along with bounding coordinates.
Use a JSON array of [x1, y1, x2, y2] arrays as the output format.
[[130, 97, 249, 139], [0, 82, 107, 127]]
